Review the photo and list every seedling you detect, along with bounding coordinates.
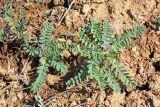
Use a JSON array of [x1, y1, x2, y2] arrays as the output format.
[[0, 7, 146, 93]]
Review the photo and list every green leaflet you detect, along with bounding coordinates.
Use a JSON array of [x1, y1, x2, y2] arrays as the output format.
[[50, 60, 67, 73], [112, 25, 146, 52], [1, 7, 26, 43], [1, 6, 146, 93], [157, 16, 160, 27], [5, 7, 15, 27], [38, 22, 53, 47], [16, 7, 26, 37], [66, 70, 86, 86], [30, 22, 68, 93], [31, 57, 48, 93], [102, 20, 114, 43], [23, 44, 40, 57], [111, 62, 137, 89], [0, 29, 8, 42], [66, 18, 145, 92], [69, 43, 79, 55]]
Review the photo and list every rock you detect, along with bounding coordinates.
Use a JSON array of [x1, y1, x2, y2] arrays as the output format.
[[16, 91, 24, 100], [91, 3, 108, 20], [106, 92, 125, 107], [152, 97, 160, 107], [0, 66, 7, 76], [70, 101, 78, 106], [99, 90, 106, 105], [65, 10, 84, 30], [82, 4, 91, 15]]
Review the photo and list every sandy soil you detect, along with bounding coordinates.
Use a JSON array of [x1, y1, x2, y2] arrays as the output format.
[[0, 0, 160, 107]]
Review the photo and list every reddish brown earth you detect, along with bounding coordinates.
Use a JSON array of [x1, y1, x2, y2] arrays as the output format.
[[0, 0, 160, 106]]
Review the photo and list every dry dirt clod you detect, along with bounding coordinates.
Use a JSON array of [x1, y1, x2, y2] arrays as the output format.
[[65, 10, 84, 30], [149, 73, 160, 95], [47, 74, 61, 85], [53, 0, 64, 6], [157, 0, 160, 3], [105, 92, 126, 107], [16, 91, 24, 100], [91, 3, 109, 20], [99, 90, 106, 105], [82, 4, 91, 15], [0, 65, 7, 76], [0, 0, 160, 106]]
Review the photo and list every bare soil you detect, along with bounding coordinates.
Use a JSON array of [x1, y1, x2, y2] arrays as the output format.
[[0, 0, 160, 107]]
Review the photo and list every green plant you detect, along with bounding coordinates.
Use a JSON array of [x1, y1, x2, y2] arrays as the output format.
[[0, 7, 69, 94], [66, 18, 146, 92], [0, 7, 146, 93], [0, 7, 68, 93], [0, 7, 26, 43], [24, 22, 69, 93]]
